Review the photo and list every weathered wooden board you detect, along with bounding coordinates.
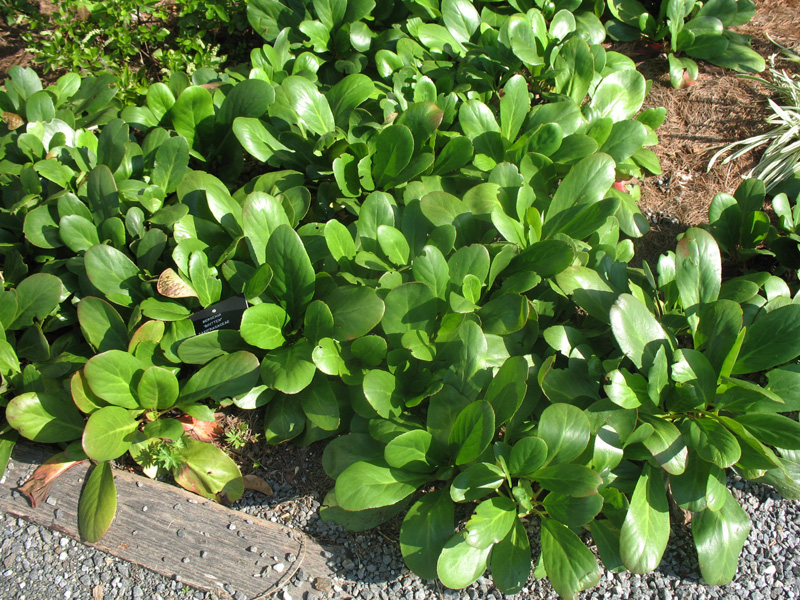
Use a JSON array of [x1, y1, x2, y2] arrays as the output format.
[[0, 444, 337, 599]]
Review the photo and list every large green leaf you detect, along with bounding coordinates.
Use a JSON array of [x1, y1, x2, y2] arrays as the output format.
[[240, 303, 287, 350], [499, 74, 530, 141], [327, 74, 374, 128], [620, 463, 670, 573], [483, 355, 528, 426], [734, 412, 800, 450], [675, 228, 721, 315], [543, 492, 604, 528], [260, 340, 316, 394], [533, 464, 602, 497], [335, 461, 427, 511], [78, 462, 117, 543], [538, 403, 590, 465], [171, 86, 215, 151], [180, 351, 260, 403], [82, 406, 139, 462], [686, 418, 741, 468], [267, 224, 315, 321], [6, 392, 85, 442], [77, 297, 128, 353], [373, 125, 414, 189], [733, 304, 800, 374], [381, 282, 439, 342], [437, 533, 492, 589], [173, 439, 243, 502], [84, 244, 144, 307], [491, 518, 531, 594], [8, 273, 62, 330], [282, 75, 335, 137], [464, 497, 516, 549], [591, 69, 646, 121], [449, 400, 495, 465], [400, 490, 455, 580], [216, 79, 274, 130], [84, 350, 145, 409], [547, 154, 616, 220], [509, 436, 549, 478], [326, 285, 385, 341], [137, 366, 179, 411], [610, 294, 671, 370], [641, 417, 688, 475], [450, 462, 505, 502], [693, 487, 750, 585], [541, 517, 601, 600], [242, 192, 291, 264], [385, 430, 437, 473], [152, 135, 189, 194]]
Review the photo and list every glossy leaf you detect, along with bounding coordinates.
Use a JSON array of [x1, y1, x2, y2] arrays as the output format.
[[78, 462, 117, 543], [6, 392, 85, 442], [82, 406, 139, 462], [541, 517, 601, 600], [400, 490, 455, 580], [620, 463, 670, 574]]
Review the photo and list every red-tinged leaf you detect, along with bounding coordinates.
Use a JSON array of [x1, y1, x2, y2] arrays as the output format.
[[178, 413, 223, 442], [18, 451, 84, 507], [242, 474, 274, 496]]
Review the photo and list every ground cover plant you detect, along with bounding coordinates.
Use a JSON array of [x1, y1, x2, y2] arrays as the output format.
[[2, 0, 800, 598]]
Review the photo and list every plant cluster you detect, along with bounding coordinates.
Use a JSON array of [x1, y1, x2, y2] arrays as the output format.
[[1, 0, 799, 598], [7, 0, 253, 100], [604, 0, 764, 87]]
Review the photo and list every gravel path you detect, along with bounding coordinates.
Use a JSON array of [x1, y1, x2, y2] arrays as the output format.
[[1, 465, 798, 600]]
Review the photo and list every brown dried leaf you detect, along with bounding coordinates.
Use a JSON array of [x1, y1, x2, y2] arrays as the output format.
[[242, 474, 273, 496], [2, 112, 24, 131], [178, 414, 223, 442], [157, 268, 198, 299], [18, 452, 84, 508]]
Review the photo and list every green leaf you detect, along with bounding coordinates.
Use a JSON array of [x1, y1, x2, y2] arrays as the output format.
[[299, 373, 340, 431], [180, 351, 260, 403], [533, 464, 602, 497], [171, 86, 214, 151], [373, 125, 414, 189], [78, 462, 117, 543], [377, 225, 410, 266], [675, 228, 722, 314], [491, 518, 531, 594], [6, 392, 85, 442], [641, 416, 688, 475], [509, 436, 548, 478], [188, 251, 221, 308], [484, 356, 528, 426], [59, 214, 100, 252], [541, 517, 601, 600], [137, 366, 179, 410], [173, 439, 243, 502], [543, 492, 604, 528], [400, 490, 455, 580], [437, 533, 492, 589], [686, 418, 741, 469], [464, 496, 516, 549], [693, 487, 750, 585], [733, 304, 800, 374], [734, 413, 800, 450], [385, 429, 437, 473], [538, 403, 590, 465], [431, 136, 473, 175], [84, 350, 145, 409], [151, 135, 189, 194], [547, 153, 616, 221], [362, 369, 402, 419], [82, 406, 139, 462], [610, 294, 670, 370], [84, 244, 144, 307], [216, 79, 274, 130], [86, 165, 118, 222], [450, 462, 506, 502], [591, 69, 646, 121], [324, 219, 357, 262], [326, 285, 385, 341], [767, 365, 800, 411], [243, 192, 291, 264], [477, 293, 529, 336], [78, 297, 128, 353], [261, 340, 316, 394], [327, 74, 374, 128], [620, 463, 670, 574], [267, 225, 315, 321], [696, 300, 743, 377], [382, 282, 439, 342], [240, 303, 287, 350], [282, 75, 335, 137], [335, 461, 427, 511], [449, 400, 495, 466], [263, 395, 306, 443], [140, 298, 191, 321], [708, 41, 765, 73], [500, 74, 530, 141], [441, 0, 480, 43], [9, 273, 62, 330], [24, 204, 62, 249]]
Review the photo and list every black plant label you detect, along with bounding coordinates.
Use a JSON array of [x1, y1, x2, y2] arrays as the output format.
[[189, 296, 248, 335]]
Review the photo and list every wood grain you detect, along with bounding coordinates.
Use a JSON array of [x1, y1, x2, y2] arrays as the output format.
[[0, 444, 337, 599]]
